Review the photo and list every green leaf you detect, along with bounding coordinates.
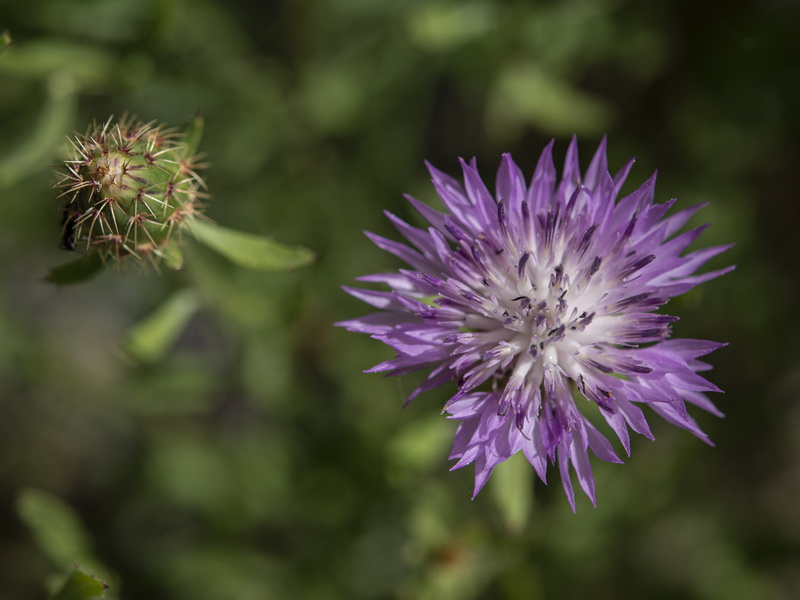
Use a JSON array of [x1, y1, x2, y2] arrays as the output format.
[[187, 219, 315, 271], [123, 289, 201, 363], [160, 242, 185, 270], [181, 114, 205, 159], [49, 569, 108, 600], [16, 489, 110, 581], [44, 254, 105, 286], [490, 453, 533, 534]]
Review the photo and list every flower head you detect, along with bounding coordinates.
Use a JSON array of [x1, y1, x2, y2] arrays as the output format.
[[56, 116, 206, 265], [339, 138, 733, 509]]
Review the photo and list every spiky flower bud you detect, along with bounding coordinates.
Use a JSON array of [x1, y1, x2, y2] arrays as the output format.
[[57, 116, 206, 265]]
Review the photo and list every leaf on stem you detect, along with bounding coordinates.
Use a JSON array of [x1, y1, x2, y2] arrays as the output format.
[[48, 568, 109, 600], [180, 114, 204, 159], [187, 219, 315, 271], [44, 254, 104, 286]]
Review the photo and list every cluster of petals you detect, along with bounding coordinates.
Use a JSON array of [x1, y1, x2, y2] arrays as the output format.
[[339, 138, 732, 510]]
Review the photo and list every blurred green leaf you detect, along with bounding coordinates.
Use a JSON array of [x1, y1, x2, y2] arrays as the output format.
[[301, 61, 364, 134], [490, 453, 532, 534], [36, 0, 151, 44], [0, 39, 115, 87], [486, 62, 613, 137], [157, 545, 286, 600], [407, 2, 495, 51], [44, 254, 105, 286], [146, 428, 234, 516], [123, 289, 201, 363], [49, 568, 109, 600], [388, 414, 452, 474], [0, 70, 76, 188], [125, 357, 221, 416], [16, 489, 111, 582], [0, 30, 11, 55], [187, 219, 315, 271]]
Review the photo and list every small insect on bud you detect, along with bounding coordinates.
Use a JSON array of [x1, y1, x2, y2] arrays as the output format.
[[56, 115, 207, 266]]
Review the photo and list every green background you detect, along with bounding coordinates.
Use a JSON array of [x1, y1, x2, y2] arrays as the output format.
[[1, 0, 798, 598]]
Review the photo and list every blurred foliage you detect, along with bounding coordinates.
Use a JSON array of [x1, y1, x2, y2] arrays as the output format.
[[0, 0, 799, 599], [17, 489, 112, 586]]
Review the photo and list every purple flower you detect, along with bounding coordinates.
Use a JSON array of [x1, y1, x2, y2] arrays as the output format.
[[339, 138, 733, 510]]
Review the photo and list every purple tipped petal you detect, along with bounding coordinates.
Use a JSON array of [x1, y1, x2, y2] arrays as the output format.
[[584, 136, 608, 191], [560, 136, 582, 197], [527, 140, 557, 213], [496, 153, 526, 207], [662, 202, 710, 238], [335, 312, 408, 335], [384, 211, 439, 257], [612, 157, 636, 196], [558, 443, 577, 513], [461, 157, 499, 228], [571, 430, 597, 507], [584, 421, 623, 464], [404, 193, 447, 231], [341, 286, 406, 311]]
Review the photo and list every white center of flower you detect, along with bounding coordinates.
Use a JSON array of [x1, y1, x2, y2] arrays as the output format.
[[446, 244, 608, 402]]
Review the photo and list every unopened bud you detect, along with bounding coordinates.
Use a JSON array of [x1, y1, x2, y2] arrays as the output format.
[[57, 116, 206, 265]]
